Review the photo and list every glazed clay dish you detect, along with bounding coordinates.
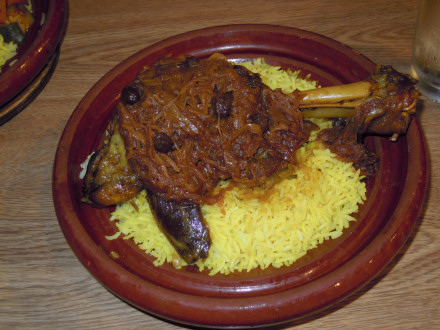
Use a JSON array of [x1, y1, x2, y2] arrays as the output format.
[[53, 25, 428, 328]]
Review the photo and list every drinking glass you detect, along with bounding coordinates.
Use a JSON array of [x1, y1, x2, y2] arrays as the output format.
[[412, 0, 440, 103]]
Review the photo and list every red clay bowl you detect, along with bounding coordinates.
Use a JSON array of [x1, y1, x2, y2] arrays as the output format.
[[0, 0, 68, 124], [52, 24, 428, 328]]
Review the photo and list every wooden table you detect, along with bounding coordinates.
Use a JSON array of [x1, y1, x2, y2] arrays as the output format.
[[1, 0, 439, 328]]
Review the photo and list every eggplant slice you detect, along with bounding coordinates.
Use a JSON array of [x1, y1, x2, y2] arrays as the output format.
[[146, 189, 210, 264]]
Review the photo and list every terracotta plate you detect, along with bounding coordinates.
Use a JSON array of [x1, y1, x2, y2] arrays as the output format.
[[0, 0, 68, 125], [52, 25, 428, 328]]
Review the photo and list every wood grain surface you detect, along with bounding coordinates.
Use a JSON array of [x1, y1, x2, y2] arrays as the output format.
[[1, 0, 439, 328]]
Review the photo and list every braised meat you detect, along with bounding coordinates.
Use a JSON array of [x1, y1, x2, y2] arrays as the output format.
[[117, 53, 310, 204], [306, 65, 418, 176]]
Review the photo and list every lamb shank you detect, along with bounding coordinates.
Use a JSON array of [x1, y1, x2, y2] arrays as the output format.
[[82, 53, 418, 264]]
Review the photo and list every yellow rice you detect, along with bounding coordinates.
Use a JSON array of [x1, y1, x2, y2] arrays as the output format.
[[108, 59, 367, 275], [0, 35, 18, 69]]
